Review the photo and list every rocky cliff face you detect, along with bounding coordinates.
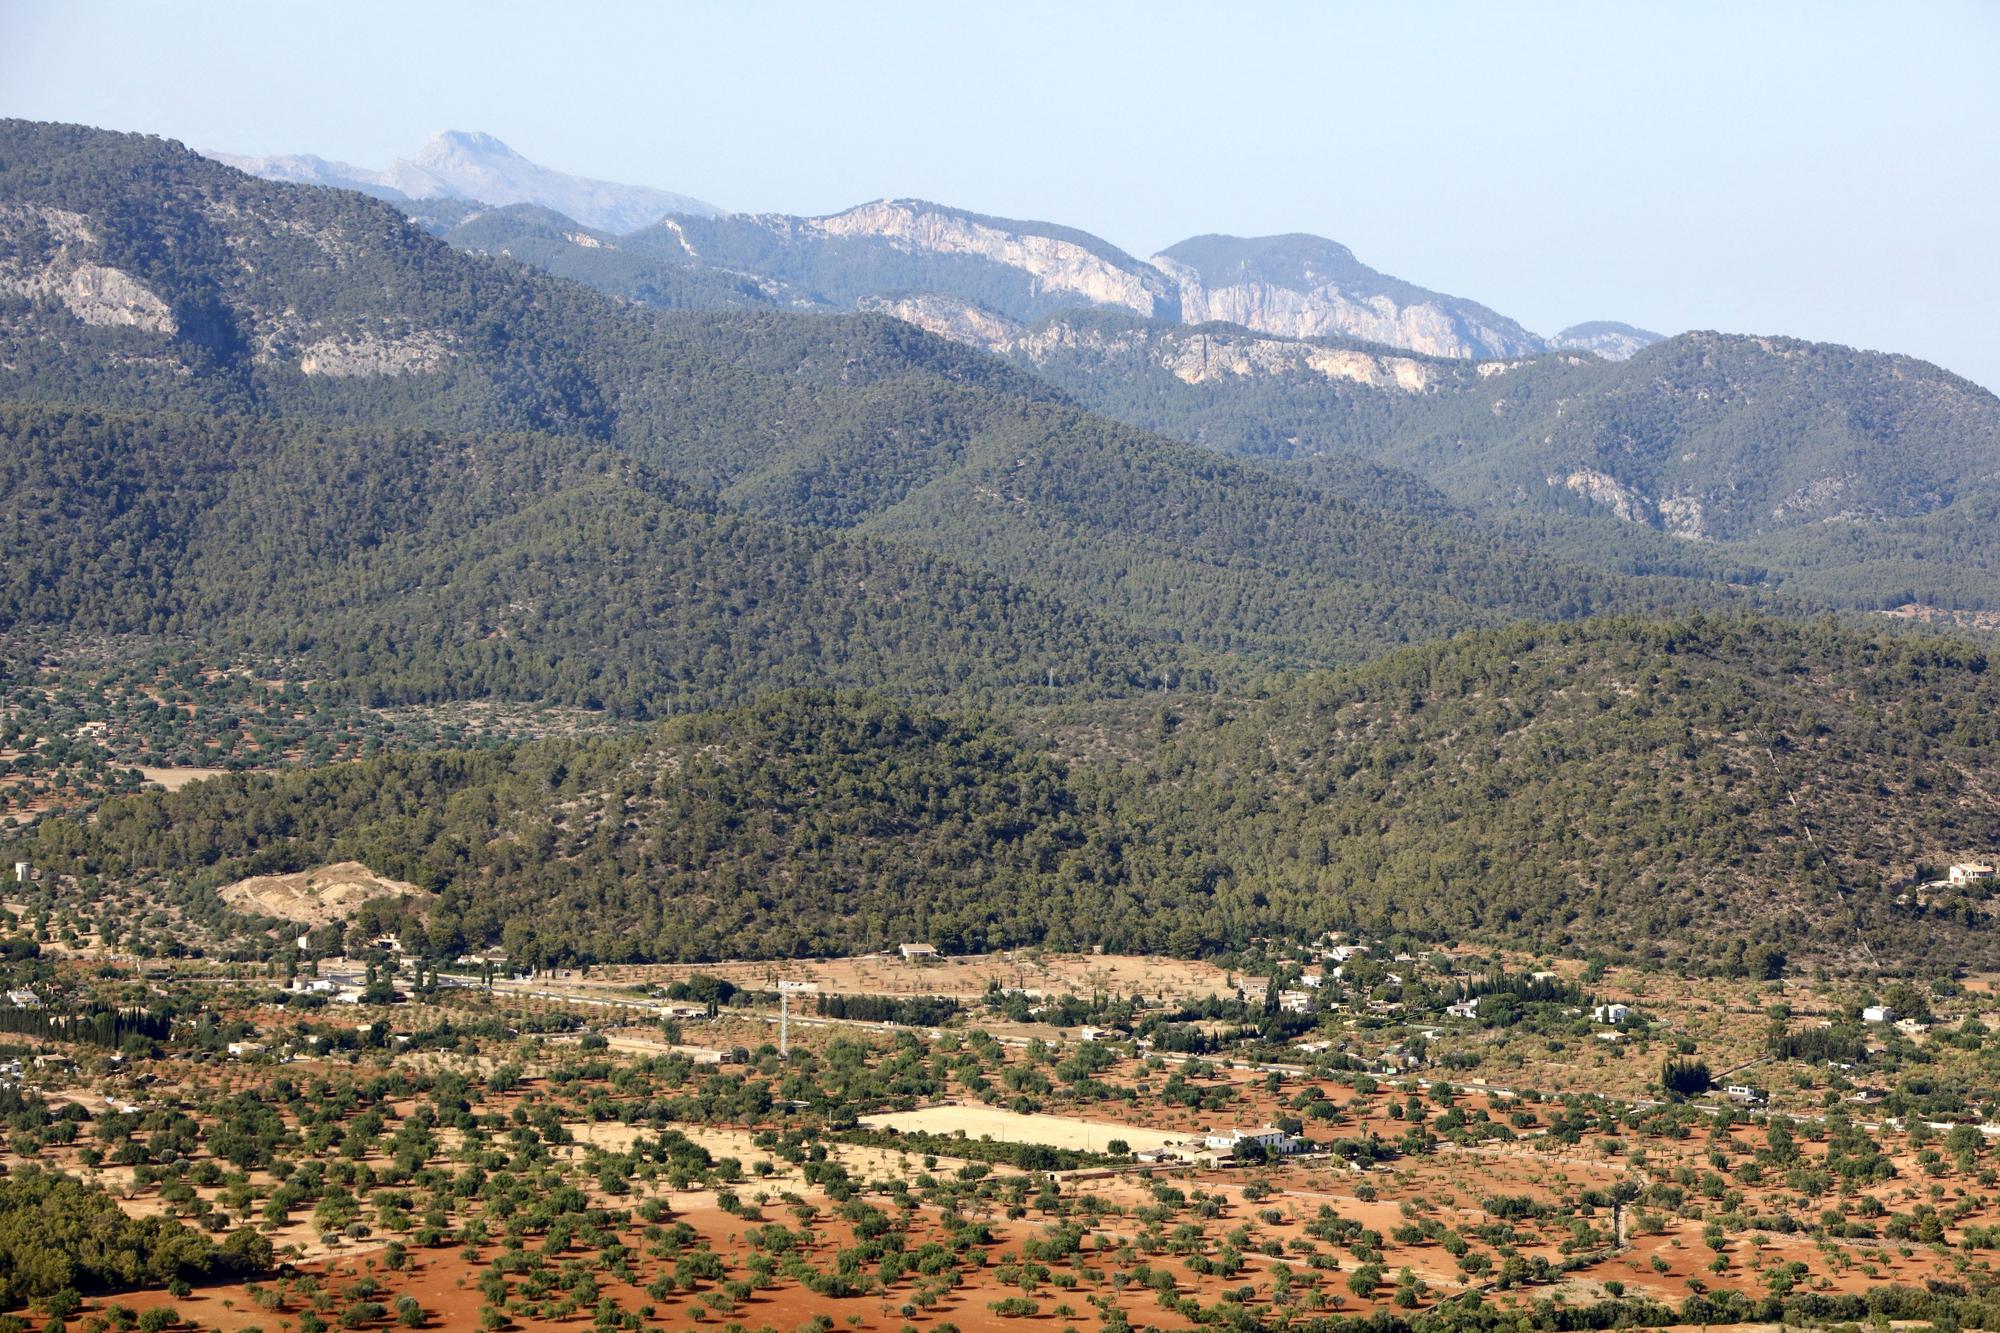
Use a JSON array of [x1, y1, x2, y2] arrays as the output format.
[[812, 200, 1177, 317], [1551, 467, 1708, 538], [0, 204, 179, 333], [1152, 235, 1547, 360], [836, 224, 1546, 360], [1016, 318, 1446, 392], [864, 297, 1447, 394], [212, 131, 723, 233], [857, 294, 1026, 352]]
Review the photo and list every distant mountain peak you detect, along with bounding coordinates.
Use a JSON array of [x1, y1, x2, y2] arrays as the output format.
[[1548, 321, 1667, 360], [423, 129, 517, 157], [208, 130, 723, 233]]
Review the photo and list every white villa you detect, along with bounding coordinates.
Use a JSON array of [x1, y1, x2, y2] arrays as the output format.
[[1200, 1125, 1307, 1158]]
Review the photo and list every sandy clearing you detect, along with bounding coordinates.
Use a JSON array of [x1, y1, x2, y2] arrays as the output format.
[[218, 860, 433, 926], [590, 951, 1239, 1006], [139, 765, 231, 790], [861, 1103, 1187, 1153]]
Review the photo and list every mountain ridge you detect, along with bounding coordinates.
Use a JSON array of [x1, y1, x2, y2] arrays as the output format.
[[211, 129, 723, 232], [213, 129, 1667, 360], [4, 118, 2000, 977], [0, 119, 1736, 697], [1153, 232, 1546, 359]]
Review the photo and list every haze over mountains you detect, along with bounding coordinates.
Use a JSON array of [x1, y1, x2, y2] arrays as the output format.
[[244, 132, 1997, 616], [208, 131, 1662, 362], [213, 129, 725, 232], [3, 118, 1998, 970]]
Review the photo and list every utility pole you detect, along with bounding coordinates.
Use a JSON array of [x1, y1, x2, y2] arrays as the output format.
[[777, 980, 817, 1057]]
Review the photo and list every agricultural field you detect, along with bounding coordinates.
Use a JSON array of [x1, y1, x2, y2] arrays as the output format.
[[7, 929, 2000, 1331]]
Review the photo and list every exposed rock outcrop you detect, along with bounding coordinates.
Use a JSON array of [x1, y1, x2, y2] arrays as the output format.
[[858, 294, 1024, 352], [865, 298, 1447, 394], [298, 331, 456, 378], [219, 861, 433, 927], [1552, 467, 1653, 525], [811, 200, 1178, 317], [1153, 236, 1546, 360], [1019, 318, 1443, 392], [1552, 469, 1708, 540], [0, 204, 178, 333]]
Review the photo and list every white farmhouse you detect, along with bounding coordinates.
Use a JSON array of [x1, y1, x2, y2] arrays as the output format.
[[1201, 1125, 1306, 1158]]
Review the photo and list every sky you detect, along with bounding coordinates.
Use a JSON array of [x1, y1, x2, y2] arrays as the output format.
[[4, 0, 1997, 388]]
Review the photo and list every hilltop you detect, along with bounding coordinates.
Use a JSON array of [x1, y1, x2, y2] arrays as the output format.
[[211, 129, 723, 231]]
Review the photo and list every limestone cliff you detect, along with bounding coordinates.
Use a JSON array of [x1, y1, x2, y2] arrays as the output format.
[[0, 204, 178, 334], [864, 297, 1448, 395], [1152, 235, 1546, 360]]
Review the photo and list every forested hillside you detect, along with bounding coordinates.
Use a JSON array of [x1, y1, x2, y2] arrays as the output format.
[[5, 120, 1996, 978], [1132, 615, 2000, 970], [0, 122, 1738, 676], [0, 402, 1170, 713], [991, 313, 2000, 608], [15, 618, 1999, 971], [16, 693, 1131, 963], [442, 205, 818, 312], [136, 113, 1998, 620]]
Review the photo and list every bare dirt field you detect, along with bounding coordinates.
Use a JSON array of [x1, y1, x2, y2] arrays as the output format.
[[862, 1103, 1188, 1153], [592, 950, 1240, 1005], [138, 764, 230, 790]]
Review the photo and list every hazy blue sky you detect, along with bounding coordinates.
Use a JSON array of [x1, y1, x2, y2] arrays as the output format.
[[5, 0, 1996, 386]]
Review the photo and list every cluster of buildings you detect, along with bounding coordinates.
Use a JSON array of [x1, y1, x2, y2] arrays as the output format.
[[289, 974, 368, 1004], [1133, 1124, 1309, 1166]]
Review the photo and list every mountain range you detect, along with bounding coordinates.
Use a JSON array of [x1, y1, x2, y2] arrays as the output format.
[[0, 120, 1719, 701], [211, 129, 724, 232], [4, 118, 1999, 972], [207, 131, 1660, 362], [216, 133, 1998, 612]]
